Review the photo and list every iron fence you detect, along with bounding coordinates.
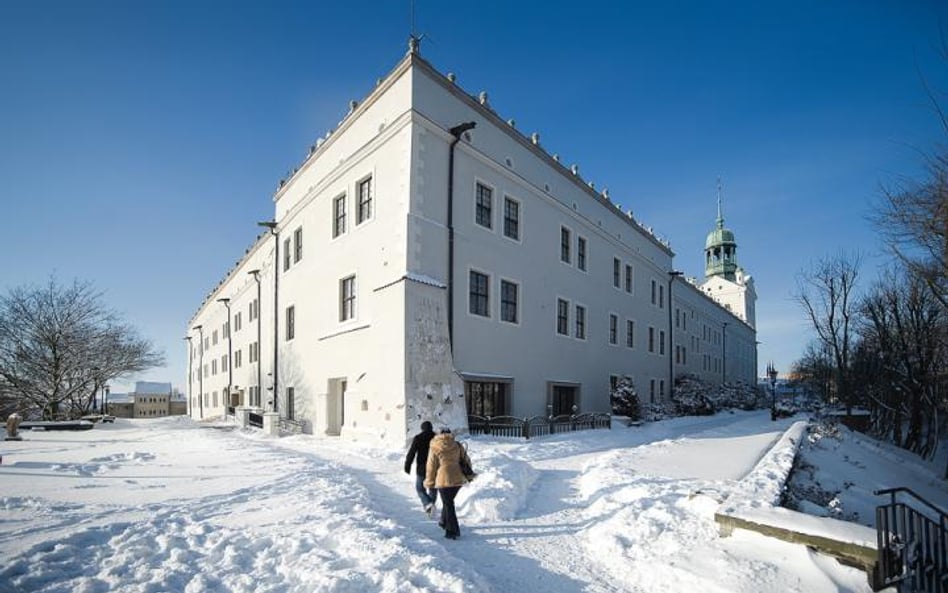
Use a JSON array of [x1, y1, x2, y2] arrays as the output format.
[[468, 413, 611, 439], [874, 487, 947, 592]]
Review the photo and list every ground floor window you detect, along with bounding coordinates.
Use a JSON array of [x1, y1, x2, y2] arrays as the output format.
[[551, 384, 578, 416], [287, 386, 295, 419], [465, 381, 508, 417]]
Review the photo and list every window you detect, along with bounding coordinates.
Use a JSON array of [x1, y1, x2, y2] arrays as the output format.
[[465, 381, 508, 416], [650, 379, 655, 402], [625, 264, 633, 293], [501, 279, 518, 323], [476, 182, 492, 228], [575, 305, 586, 339], [333, 194, 347, 237], [613, 258, 621, 288], [557, 298, 569, 335], [469, 271, 489, 317], [660, 380, 665, 398], [660, 330, 666, 355], [659, 285, 665, 308], [286, 305, 295, 341], [551, 385, 577, 416], [221, 354, 228, 372], [609, 314, 618, 345], [212, 330, 218, 346], [249, 299, 258, 322], [340, 276, 356, 321], [211, 360, 217, 375], [283, 237, 291, 271], [234, 312, 242, 332], [223, 321, 229, 338], [503, 196, 520, 240], [675, 308, 680, 328], [287, 387, 295, 420], [357, 176, 373, 224], [577, 237, 587, 271], [651, 280, 657, 305], [234, 349, 242, 369], [560, 227, 571, 263], [648, 326, 655, 353], [294, 227, 303, 262], [626, 320, 634, 348]]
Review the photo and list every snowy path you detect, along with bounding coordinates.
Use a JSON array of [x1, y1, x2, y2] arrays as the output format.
[[0, 412, 880, 593]]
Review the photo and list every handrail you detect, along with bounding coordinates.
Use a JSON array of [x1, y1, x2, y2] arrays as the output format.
[[875, 487, 948, 522]]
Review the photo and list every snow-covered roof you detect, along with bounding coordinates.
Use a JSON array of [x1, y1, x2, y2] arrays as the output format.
[[133, 381, 172, 395]]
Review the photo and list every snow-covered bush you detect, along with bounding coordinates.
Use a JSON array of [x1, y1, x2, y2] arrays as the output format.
[[672, 375, 715, 416], [610, 376, 641, 420]]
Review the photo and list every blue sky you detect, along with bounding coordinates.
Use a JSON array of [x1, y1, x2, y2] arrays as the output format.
[[2, 1, 946, 393]]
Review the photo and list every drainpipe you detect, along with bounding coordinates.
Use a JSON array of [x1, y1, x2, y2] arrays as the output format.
[[446, 121, 477, 352]]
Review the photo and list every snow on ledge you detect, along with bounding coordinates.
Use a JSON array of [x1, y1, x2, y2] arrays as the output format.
[[723, 421, 808, 512]]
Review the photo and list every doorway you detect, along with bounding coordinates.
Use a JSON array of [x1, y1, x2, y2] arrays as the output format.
[[327, 378, 348, 436]]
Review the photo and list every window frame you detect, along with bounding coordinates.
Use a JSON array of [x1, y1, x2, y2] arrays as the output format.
[[500, 278, 519, 325], [333, 193, 347, 238], [609, 313, 619, 345], [475, 181, 493, 230], [286, 305, 295, 341], [560, 226, 572, 265], [468, 269, 490, 318], [577, 236, 587, 272], [340, 275, 357, 322], [575, 303, 586, 340], [503, 195, 521, 241], [294, 226, 303, 262], [357, 175, 373, 225], [556, 297, 570, 336]]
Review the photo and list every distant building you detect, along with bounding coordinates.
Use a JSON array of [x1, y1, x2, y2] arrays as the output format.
[[108, 382, 186, 418]]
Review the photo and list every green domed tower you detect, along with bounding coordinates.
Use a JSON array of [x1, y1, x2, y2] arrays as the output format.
[[700, 181, 757, 329], [705, 187, 738, 281]]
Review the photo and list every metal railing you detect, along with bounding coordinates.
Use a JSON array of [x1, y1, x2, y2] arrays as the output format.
[[874, 487, 947, 592], [279, 416, 305, 434], [468, 413, 611, 439]]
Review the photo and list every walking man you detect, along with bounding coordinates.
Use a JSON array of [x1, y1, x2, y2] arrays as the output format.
[[405, 420, 437, 516]]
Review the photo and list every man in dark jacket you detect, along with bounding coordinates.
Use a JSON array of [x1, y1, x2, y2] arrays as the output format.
[[405, 420, 437, 515]]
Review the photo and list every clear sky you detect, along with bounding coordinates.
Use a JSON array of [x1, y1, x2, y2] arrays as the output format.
[[2, 1, 946, 393]]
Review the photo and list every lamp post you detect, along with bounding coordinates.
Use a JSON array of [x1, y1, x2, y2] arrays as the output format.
[[217, 297, 233, 417], [248, 269, 262, 409], [183, 336, 192, 417], [667, 270, 682, 397], [194, 324, 204, 419], [257, 221, 279, 414], [767, 361, 778, 421]]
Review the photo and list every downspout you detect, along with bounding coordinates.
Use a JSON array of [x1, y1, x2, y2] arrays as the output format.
[[446, 121, 477, 352]]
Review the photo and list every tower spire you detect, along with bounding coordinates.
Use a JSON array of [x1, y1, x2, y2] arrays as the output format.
[[716, 177, 724, 229]]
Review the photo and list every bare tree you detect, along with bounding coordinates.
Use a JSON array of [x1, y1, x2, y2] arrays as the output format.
[[873, 153, 948, 310], [795, 252, 862, 413], [0, 278, 165, 419], [859, 270, 948, 458]]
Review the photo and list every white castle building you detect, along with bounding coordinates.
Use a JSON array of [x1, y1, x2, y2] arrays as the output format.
[[185, 41, 758, 444]]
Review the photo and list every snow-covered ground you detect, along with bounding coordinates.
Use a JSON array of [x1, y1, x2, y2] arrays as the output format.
[[1, 410, 942, 593]]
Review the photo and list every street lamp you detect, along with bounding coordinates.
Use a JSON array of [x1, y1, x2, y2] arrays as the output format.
[[667, 270, 683, 397], [193, 324, 204, 419], [767, 361, 778, 421], [217, 297, 233, 417], [248, 269, 262, 409], [257, 220, 279, 414]]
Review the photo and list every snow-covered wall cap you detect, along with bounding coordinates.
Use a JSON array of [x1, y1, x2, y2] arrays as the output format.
[[722, 421, 808, 512]]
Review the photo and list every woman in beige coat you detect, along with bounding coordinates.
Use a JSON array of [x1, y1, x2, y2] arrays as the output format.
[[424, 427, 472, 539]]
